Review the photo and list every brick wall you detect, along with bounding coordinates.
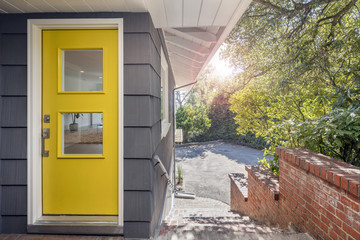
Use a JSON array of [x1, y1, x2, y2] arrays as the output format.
[[229, 173, 248, 216], [230, 148, 360, 240]]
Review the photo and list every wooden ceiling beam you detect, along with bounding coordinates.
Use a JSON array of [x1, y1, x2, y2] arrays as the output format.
[[173, 27, 218, 43], [167, 44, 207, 63], [165, 34, 210, 56]]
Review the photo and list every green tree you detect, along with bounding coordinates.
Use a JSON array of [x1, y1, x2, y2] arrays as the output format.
[[224, 0, 360, 171], [176, 92, 211, 143]]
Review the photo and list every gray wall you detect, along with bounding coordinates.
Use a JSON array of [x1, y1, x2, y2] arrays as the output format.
[[0, 12, 175, 238]]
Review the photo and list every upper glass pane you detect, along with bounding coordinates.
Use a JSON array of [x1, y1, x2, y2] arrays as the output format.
[[62, 50, 103, 92]]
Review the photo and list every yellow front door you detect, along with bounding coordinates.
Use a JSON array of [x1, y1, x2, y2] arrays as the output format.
[[42, 30, 118, 215]]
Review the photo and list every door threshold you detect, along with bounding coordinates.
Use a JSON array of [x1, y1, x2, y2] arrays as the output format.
[[35, 215, 118, 225], [28, 216, 123, 235]]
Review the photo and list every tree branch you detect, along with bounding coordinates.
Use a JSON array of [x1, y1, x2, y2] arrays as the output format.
[[317, 0, 358, 25], [253, 0, 294, 14]]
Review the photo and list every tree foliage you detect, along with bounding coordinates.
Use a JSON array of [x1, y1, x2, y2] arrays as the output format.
[[224, 0, 360, 170], [175, 90, 211, 143], [175, 67, 267, 148]]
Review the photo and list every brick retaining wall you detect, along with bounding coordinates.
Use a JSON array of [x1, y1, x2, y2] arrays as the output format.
[[230, 148, 360, 240]]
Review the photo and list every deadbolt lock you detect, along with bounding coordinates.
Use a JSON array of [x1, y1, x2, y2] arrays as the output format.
[[44, 114, 50, 123]]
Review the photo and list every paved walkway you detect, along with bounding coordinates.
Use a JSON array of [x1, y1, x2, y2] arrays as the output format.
[[155, 197, 313, 240], [175, 141, 266, 204]]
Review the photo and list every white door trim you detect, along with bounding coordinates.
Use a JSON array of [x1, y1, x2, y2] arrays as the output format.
[[27, 18, 124, 226]]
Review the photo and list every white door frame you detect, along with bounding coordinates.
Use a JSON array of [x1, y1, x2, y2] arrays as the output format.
[[27, 18, 124, 226]]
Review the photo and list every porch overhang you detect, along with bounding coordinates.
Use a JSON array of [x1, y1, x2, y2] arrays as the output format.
[[0, 0, 252, 87]]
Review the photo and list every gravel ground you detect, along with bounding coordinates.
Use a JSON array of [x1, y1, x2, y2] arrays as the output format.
[[175, 141, 266, 204]]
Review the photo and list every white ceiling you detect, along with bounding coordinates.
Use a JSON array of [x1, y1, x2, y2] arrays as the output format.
[[0, 0, 252, 87]]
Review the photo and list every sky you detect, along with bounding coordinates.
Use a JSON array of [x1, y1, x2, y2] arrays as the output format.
[[209, 48, 234, 79]]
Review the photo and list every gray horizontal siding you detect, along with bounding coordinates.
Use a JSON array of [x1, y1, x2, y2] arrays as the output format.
[[0, 128, 27, 159], [124, 96, 160, 127], [124, 191, 153, 222], [152, 121, 161, 153], [1, 216, 26, 234], [124, 222, 150, 239], [124, 65, 160, 97], [0, 34, 27, 65], [124, 128, 152, 159], [124, 33, 160, 75], [1, 97, 27, 127], [0, 66, 27, 96], [124, 159, 152, 191], [149, 30, 176, 237], [1, 186, 26, 215], [0, 160, 27, 185]]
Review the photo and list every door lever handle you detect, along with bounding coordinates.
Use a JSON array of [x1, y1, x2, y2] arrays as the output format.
[[42, 128, 50, 157]]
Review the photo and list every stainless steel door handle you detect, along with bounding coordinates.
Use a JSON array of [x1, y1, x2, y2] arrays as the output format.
[[42, 128, 50, 157]]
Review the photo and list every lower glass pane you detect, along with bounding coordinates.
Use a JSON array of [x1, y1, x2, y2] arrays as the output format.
[[63, 113, 103, 155]]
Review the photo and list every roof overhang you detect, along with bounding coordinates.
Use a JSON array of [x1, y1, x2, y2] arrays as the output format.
[[0, 0, 252, 87]]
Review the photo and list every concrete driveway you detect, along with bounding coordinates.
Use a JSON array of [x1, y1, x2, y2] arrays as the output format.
[[175, 141, 266, 204]]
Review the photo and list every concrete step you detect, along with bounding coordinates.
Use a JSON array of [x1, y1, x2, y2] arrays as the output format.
[[155, 197, 313, 240], [156, 231, 313, 240]]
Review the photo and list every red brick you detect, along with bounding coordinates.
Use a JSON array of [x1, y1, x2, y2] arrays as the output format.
[[285, 152, 291, 162], [310, 163, 316, 174], [325, 210, 342, 227], [331, 224, 347, 240], [325, 185, 341, 201], [350, 200, 359, 212], [275, 148, 281, 156], [321, 214, 330, 226], [349, 180, 360, 197], [299, 158, 305, 169], [303, 193, 312, 204], [307, 203, 320, 218], [341, 176, 351, 192], [329, 229, 338, 240], [348, 235, 357, 240], [315, 189, 328, 201], [346, 190, 360, 203], [315, 165, 321, 177], [343, 223, 360, 240], [304, 161, 310, 171], [337, 202, 345, 212], [327, 171, 334, 184], [323, 200, 336, 214], [334, 173, 343, 188], [320, 167, 328, 181], [312, 198, 322, 209], [340, 196, 352, 208], [336, 209, 352, 226], [313, 224, 327, 239], [281, 150, 286, 160], [353, 221, 360, 235]]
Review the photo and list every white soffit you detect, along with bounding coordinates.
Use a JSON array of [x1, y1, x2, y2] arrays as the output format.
[[0, 0, 252, 86]]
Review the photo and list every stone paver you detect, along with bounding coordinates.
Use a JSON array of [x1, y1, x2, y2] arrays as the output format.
[[155, 197, 313, 240]]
